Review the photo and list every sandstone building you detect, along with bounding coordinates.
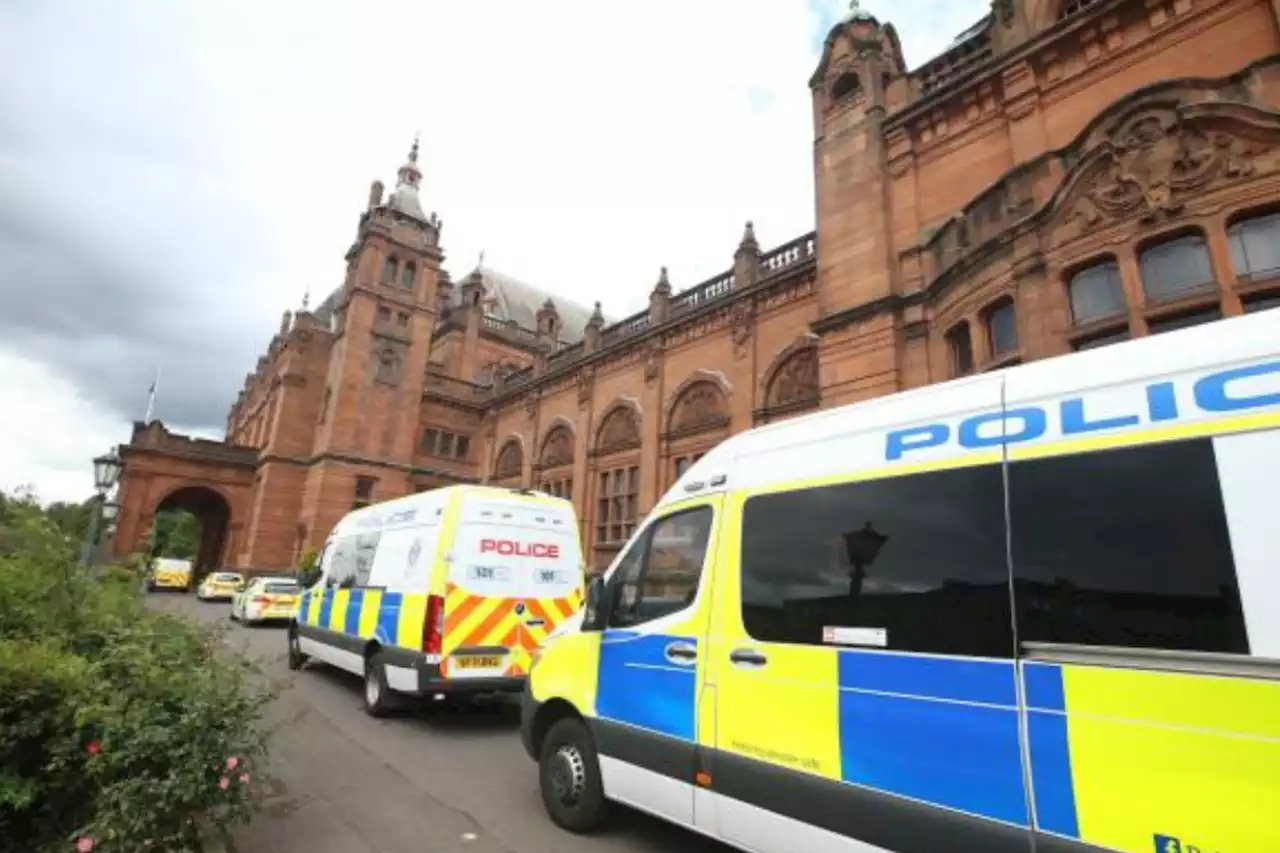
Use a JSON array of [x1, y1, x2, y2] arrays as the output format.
[[115, 0, 1280, 575]]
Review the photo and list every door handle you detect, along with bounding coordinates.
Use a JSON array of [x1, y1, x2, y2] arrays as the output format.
[[730, 648, 767, 668], [665, 642, 698, 664]]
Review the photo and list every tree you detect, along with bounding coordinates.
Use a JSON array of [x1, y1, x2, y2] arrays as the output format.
[[147, 511, 201, 561]]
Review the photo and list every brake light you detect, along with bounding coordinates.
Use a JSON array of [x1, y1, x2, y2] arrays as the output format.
[[252, 595, 269, 605], [423, 594, 444, 655]]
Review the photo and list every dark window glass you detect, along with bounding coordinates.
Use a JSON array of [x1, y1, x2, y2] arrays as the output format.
[[377, 306, 391, 323], [456, 436, 471, 459], [440, 433, 456, 457], [265, 582, 300, 595], [353, 532, 380, 587], [421, 428, 439, 454], [353, 476, 375, 510], [1072, 326, 1130, 352], [1243, 293, 1280, 314], [1228, 212, 1280, 282], [948, 323, 973, 376], [1147, 306, 1222, 336], [1068, 261, 1127, 324], [986, 300, 1018, 356], [381, 257, 397, 283], [397, 312, 410, 327], [609, 507, 712, 628], [740, 466, 1012, 658], [1009, 439, 1247, 653], [1139, 235, 1213, 303], [400, 262, 416, 289]]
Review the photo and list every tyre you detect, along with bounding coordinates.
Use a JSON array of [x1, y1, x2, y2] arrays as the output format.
[[287, 629, 307, 671], [363, 653, 395, 718], [538, 717, 610, 833]]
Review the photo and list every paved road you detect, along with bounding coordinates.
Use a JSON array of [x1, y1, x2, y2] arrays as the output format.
[[149, 593, 731, 853]]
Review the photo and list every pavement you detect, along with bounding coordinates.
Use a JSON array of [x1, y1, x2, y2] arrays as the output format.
[[148, 593, 731, 853]]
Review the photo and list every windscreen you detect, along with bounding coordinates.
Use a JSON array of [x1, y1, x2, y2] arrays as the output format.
[[450, 497, 581, 599], [264, 582, 299, 595], [214, 572, 241, 582]]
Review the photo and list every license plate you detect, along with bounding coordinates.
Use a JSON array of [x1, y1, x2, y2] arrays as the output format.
[[453, 655, 501, 669]]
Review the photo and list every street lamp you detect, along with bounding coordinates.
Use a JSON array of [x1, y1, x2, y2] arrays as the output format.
[[79, 450, 122, 567]]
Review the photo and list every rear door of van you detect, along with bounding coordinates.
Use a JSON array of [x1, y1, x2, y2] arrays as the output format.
[[443, 494, 583, 681]]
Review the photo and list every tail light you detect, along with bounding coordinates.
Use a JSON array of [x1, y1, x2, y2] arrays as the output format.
[[422, 594, 444, 656], [251, 595, 269, 605]]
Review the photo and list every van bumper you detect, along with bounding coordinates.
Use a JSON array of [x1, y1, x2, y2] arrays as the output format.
[[414, 659, 525, 696], [519, 681, 540, 761]]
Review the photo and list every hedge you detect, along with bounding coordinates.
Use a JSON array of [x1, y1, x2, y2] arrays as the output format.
[[0, 499, 274, 852]]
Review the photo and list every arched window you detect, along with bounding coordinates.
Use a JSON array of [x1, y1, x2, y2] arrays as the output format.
[[1228, 211, 1280, 282], [400, 261, 417, 290], [831, 71, 861, 102], [946, 321, 973, 377], [667, 380, 729, 437], [1139, 234, 1213, 304], [1067, 259, 1126, 324], [1059, 0, 1101, 18], [381, 256, 397, 284], [984, 297, 1018, 358]]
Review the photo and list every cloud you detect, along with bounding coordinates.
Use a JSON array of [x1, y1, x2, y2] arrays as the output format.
[[0, 0, 986, 503]]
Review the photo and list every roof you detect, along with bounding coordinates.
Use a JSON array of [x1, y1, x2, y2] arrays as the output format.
[[657, 308, 1280, 508], [454, 266, 606, 343]]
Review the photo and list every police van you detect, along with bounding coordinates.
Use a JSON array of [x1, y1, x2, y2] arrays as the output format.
[[520, 308, 1280, 853], [290, 484, 584, 716]]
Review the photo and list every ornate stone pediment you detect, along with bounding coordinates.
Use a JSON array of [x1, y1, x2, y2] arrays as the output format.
[[494, 439, 523, 479], [596, 404, 641, 455], [1059, 103, 1280, 230], [668, 380, 729, 437], [766, 347, 820, 410], [539, 426, 574, 469]]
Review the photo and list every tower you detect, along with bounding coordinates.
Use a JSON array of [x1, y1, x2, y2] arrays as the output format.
[[809, 1, 909, 406]]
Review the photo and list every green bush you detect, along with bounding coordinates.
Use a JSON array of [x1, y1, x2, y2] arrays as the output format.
[[0, 497, 274, 852]]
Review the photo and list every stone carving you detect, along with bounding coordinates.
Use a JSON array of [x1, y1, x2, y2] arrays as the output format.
[[767, 347, 820, 409], [670, 381, 729, 435], [575, 368, 593, 407], [373, 346, 400, 385], [540, 426, 574, 469], [494, 439, 523, 479], [729, 300, 754, 358], [1068, 107, 1275, 227], [523, 394, 537, 419], [643, 341, 662, 386], [597, 405, 641, 454]]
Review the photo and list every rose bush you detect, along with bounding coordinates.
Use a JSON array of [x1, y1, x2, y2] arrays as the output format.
[[0, 498, 274, 852]]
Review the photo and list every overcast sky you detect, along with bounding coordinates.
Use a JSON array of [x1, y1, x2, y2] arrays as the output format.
[[0, 0, 987, 504]]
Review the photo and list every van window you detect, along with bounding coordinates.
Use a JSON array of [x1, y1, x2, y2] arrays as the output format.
[[353, 532, 380, 587], [740, 465, 1012, 658], [326, 537, 359, 588], [609, 506, 712, 628], [1009, 438, 1248, 654]]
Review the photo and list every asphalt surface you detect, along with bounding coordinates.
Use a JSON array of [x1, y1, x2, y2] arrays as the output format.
[[149, 592, 731, 853]]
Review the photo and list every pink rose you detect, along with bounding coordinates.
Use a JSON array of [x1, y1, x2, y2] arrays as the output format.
[[85, 741, 101, 756], [219, 777, 230, 791], [239, 773, 250, 784], [76, 838, 94, 852], [226, 757, 239, 771]]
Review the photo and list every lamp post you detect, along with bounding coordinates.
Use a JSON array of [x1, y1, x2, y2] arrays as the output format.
[[78, 450, 122, 567]]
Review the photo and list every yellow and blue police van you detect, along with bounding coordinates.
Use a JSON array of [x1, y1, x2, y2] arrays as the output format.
[[290, 484, 584, 716], [520, 307, 1280, 853]]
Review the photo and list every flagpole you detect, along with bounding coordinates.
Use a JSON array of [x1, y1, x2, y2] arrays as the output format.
[[143, 366, 161, 424]]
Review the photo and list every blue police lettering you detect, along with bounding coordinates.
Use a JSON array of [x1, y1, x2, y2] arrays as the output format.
[[884, 359, 1280, 461]]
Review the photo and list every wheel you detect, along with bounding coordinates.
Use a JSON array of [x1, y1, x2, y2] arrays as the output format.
[[363, 653, 395, 718], [287, 630, 307, 671], [538, 717, 609, 833]]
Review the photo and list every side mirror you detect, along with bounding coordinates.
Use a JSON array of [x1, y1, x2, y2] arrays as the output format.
[[236, 581, 247, 592], [581, 576, 610, 633]]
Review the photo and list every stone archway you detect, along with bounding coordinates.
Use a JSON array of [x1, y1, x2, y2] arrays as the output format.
[[151, 486, 233, 576]]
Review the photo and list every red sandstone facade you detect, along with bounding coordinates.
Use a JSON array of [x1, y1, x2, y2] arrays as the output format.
[[115, 0, 1280, 574]]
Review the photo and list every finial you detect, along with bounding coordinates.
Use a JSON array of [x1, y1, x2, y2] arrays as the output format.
[[478, 249, 486, 270], [739, 220, 759, 250], [588, 300, 605, 326], [842, 0, 876, 22], [409, 131, 420, 164], [301, 288, 311, 311], [654, 266, 672, 294]]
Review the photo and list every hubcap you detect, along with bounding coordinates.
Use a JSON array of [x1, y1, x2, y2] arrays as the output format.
[[366, 670, 380, 706], [548, 744, 587, 806]]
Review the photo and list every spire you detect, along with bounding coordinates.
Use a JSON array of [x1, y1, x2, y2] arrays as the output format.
[[301, 288, 311, 312], [738, 220, 759, 253], [386, 133, 427, 220], [653, 266, 672, 295], [841, 0, 877, 23]]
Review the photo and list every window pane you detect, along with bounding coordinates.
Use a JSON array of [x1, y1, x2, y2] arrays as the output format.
[[1147, 307, 1222, 336], [400, 263, 416, 289], [1243, 293, 1280, 314], [611, 508, 713, 628], [457, 436, 470, 459], [740, 465, 1012, 657], [949, 324, 973, 376], [381, 258, 396, 283], [1139, 236, 1213, 303], [1072, 327, 1130, 352], [327, 537, 359, 588], [987, 302, 1017, 356], [440, 433, 456, 457], [1009, 439, 1247, 653], [353, 532, 380, 587], [675, 457, 690, 478], [1068, 262, 1127, 324], [1229, 213, 1280, 281]]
